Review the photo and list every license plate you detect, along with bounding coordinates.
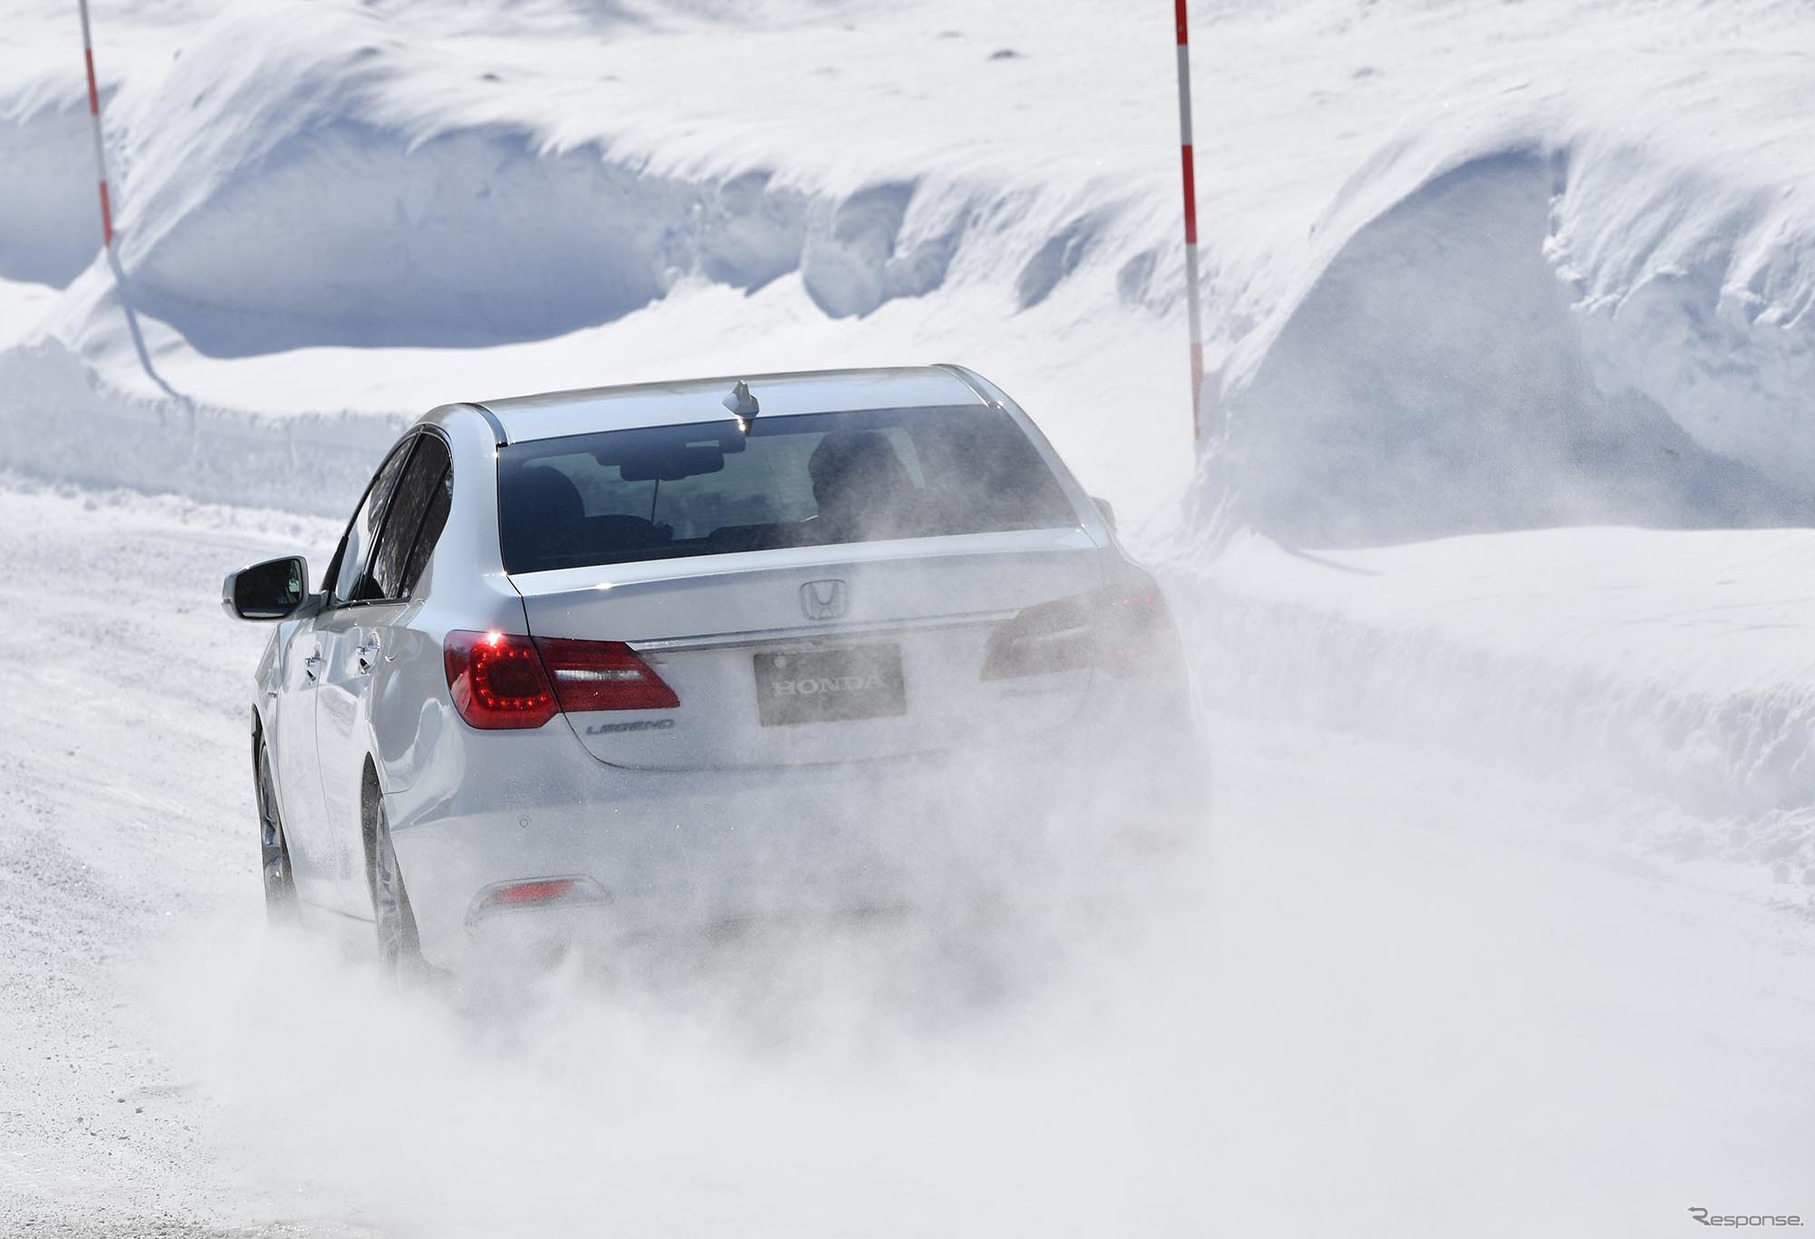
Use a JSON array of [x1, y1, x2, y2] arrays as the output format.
[[753, 645, 907, 726]]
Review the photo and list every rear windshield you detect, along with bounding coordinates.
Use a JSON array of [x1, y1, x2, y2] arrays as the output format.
[[497, 405, 1079, 573]]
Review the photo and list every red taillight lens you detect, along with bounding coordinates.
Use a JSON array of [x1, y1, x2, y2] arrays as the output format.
[[533, 638, 679, 712], [1094, 582, 1181, 677], [445, 630, 558, 729], [491, 878, 579, 905], [981, 579, 1180, 681], [464, 874, 610, 926], [443, 631, 679, 729]]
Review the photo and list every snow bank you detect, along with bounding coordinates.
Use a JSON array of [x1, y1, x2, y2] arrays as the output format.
[[1171, 529, 1815, 892], [0, 338, 404, 516], [1207, 79, 1815, 545], [0, 88, 100, 288], [6, 0, 1813, 547], [53, 0, 1165, 357], [107, 7, 798, 353]]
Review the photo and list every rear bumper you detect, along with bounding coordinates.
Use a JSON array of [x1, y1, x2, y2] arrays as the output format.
[[387, 680, 1205, 971]]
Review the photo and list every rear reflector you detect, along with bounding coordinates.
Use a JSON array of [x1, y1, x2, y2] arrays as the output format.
[[492, 878, 578, 905], [444, 631, 679, 729], [465, 874, 610, 925]]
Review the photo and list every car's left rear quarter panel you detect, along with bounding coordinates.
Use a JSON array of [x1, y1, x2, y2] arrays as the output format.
[[371, 411, 529, 878]]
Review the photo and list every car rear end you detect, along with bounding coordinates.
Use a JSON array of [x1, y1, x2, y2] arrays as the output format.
[[389, 369, 1202, 969]]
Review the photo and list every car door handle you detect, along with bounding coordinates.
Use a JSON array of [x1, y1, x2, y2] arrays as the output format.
[[303, 651, 324, 681], [356, 638, 382, 673]]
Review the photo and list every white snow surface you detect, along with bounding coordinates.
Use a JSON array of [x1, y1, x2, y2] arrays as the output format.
[[1172, 527, 1815, 887], [2, 0, 1815, 1233]]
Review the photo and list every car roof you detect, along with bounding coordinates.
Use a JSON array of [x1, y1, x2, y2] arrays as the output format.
[[471, 366, 990, 445]]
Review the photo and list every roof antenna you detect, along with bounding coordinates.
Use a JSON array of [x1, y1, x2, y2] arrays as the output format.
[[723, 380, 759, 433]]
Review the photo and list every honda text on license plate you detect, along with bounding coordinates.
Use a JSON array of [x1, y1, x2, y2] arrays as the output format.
[[753, 645, 908, 726]]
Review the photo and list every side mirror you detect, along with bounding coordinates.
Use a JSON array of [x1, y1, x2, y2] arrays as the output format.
[[222, 556, 310, 621], [1091, 496, 1117, 532]]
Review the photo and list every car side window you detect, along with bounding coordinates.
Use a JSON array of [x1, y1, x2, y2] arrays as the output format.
[[368, 434, 452, 601], [400, 456, 453, 598], [328, 439, 413, 606]]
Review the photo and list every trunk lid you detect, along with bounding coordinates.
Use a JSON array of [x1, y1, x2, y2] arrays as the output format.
[[512, 530, 1105, 770]]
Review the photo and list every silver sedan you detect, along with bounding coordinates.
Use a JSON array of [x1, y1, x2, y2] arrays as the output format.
[[224, 365, 1202, 972]]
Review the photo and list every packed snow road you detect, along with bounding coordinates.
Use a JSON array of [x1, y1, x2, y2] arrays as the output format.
[[1, 478, 1812, 1237]]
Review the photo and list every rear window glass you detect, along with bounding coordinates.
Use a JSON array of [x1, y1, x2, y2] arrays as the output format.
[[497, 405, 1078, 573]]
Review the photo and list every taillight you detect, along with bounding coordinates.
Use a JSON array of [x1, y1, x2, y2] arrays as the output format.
[[981, 579, 1180, 681], [1093, 582, 1180, 677], [444, 630, 678, 729], [445, 631, 558, 728], [981, 597, 1095, 680], [532, 637, 679, 712]]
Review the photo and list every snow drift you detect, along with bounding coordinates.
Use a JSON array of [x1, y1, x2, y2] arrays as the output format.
[[42, 1, 1161, 358], [0, 338, 404, 516], [1207, 128, 1815, 545], [10, 1, 1812, 550], [1172, 528, 1815, 890], [0, 91, 99, 288]]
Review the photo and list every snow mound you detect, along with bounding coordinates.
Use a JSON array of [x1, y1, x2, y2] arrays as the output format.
[[1172, 528, 1815, 891], [0, 338, 404, 516], [60, 1, 1153, 357], [0, 90, 100, 288], [1209, 135, 1815, 545]]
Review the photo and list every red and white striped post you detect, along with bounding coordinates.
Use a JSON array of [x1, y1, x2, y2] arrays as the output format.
[[1174, 0, 1205, 442], [73, 0, 179, 400], [77, 0, 115, 250]]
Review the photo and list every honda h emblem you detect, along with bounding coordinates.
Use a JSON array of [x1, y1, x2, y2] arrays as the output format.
[[800, 579, 849, 621]]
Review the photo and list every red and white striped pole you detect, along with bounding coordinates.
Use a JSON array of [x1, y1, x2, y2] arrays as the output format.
[[77, 0, 115, 250], [73, 0, 178, 400], [1175, 0, 1205, 442]]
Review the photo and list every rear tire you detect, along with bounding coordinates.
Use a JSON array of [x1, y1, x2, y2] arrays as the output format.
[[369, 798, 424, 978], [255, 736, 298, 921]]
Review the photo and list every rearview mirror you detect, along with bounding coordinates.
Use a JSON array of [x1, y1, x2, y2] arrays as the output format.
[[1091, 496, 1117, 532], [616, 444, 725, 483], [222, 556, 309, 621]]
